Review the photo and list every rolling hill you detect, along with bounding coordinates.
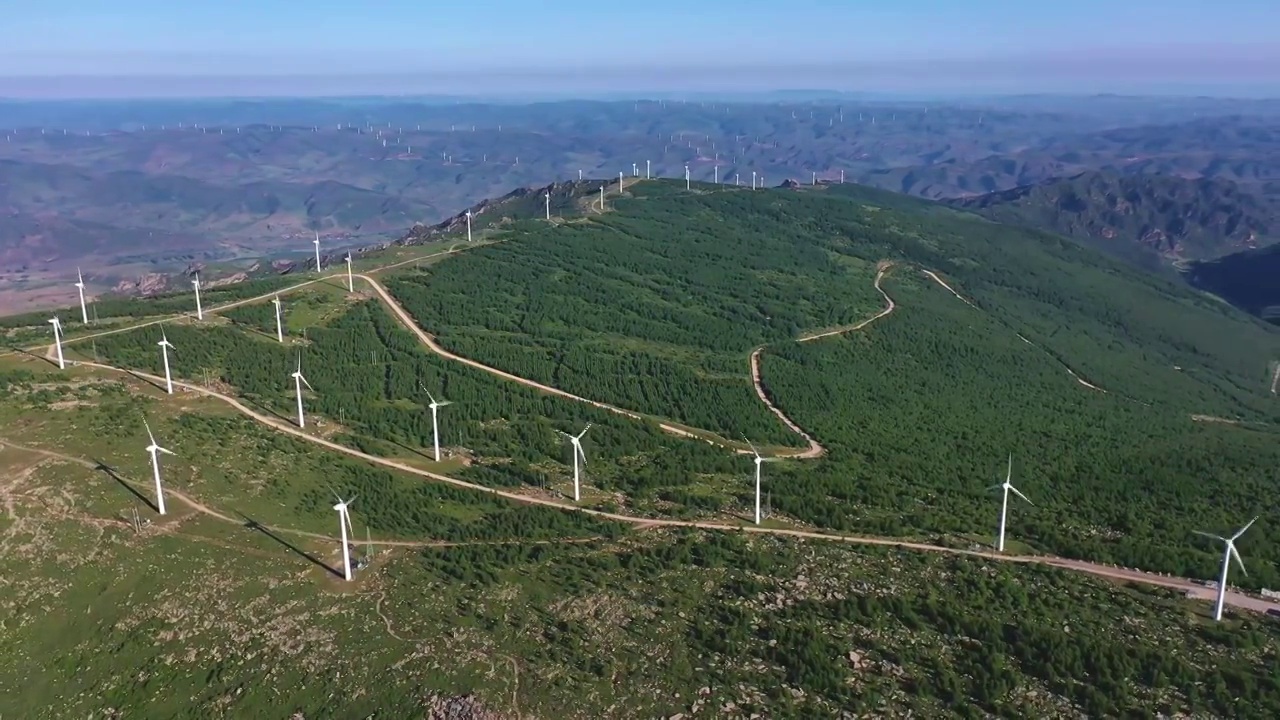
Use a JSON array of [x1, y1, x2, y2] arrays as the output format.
[[3, 178, 1280, 717], [948, 171, 1279, 270]]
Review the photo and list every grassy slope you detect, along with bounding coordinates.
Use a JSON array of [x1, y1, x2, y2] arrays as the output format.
[[1, 364, 1277, 718]]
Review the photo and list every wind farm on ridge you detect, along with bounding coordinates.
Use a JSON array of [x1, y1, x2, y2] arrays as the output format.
[[2, 174, 1280, 717]]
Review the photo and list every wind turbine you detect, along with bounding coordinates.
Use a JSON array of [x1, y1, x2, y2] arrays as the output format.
[[744, 437, 778, 525], [645, 160, 651, 179], [291, 354, 314, 428], [465, 210, 473, 242], [332, 491, 356, 581], [421, 385, 452, 462], [144, 419, 175, 516], [684, 164, 690, 190], [48, 317, 65, 369], [74, 268, 88, 324], [544, 191, 551, 220], [271, 296, 284, 342], [557, 424, 591, 502], [344, 252, 354, 293], [312, 232, 322, 272], [1195, 517, 1258, 621], [191, 274, 204, 321], [990, 454, 1032, 552], [157, 328, 176, 395]]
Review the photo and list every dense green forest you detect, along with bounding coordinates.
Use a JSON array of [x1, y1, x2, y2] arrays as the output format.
[[383, 181, 1280, 585], [72, 180, 1280, 587], [79, 299, 750, 509]]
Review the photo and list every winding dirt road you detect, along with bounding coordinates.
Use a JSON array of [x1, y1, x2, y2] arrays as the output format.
[[18, 241, 1279, 616]]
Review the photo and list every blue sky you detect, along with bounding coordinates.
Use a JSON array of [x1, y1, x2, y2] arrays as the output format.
[[1, 0, 1277, 95]]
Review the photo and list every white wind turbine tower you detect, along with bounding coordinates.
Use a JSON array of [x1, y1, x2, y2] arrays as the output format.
[[157, 328, 176, 395], [544, 191, 551, 221], [191, 274, 204, 321], [1195, 517, 1258, 621], [557, 424, 591, 502], [74, 268, 89, 324], [271, 296, 284, 342], [291, 354, 314, 428], [990, 454, 1032, 552], [744, 437, 778, 525], [645, 159, 650, 179], [344, 252, 354, 292], [332, 491, 357, 581], [48, 317, 65, 369], [421, 385, 452, 462], [684, 164, 690, 190], [312, 232, 322, 272], [465, 210, 473, 242], [143, 419, 175, 516]]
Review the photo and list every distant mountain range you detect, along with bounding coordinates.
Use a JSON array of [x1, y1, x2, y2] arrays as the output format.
[[948, 171, 1278, 272]]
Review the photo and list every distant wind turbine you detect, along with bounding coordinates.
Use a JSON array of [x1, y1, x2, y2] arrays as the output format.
[[48, 317, 65, 369], [191, 274, 203, 321], [557, 424, 591, 502], [465, 210, 473, 243], [312, 232, 322, 272], [684, 164, 690, 190], [744, 437, 779, 525], [332, 491, 356, 581], [599, 185, 605, 211], [344, 252, 354, 292], [74, 268, 89, 324], [157, 328, 176, 395], [291, 354, 314, 428], [144, 419, 175, 516], [1195, 517, 1258, 621], [271, 296, 284, 342], [990, 454, 1032, 552], [544, 191, 551, 221], [421, 385, 452, 462], [645, 159, 651, 179], [751, 171, 757, 189]]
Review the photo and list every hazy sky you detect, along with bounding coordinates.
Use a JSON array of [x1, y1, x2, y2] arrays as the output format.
[[1, 0, 1278, 96]]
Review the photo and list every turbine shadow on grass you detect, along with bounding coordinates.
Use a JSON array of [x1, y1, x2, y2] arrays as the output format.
[[93, 459, 160, 514], [223, 317, 283, 344], [120, 367, 168, 393], [241, 396, 297, 427], [7, 345, 60, 369], [235, 510, 343, 579]]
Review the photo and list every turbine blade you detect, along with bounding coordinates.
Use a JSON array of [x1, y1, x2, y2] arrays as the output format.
[[158, 446, 176, 456], [576, 423, 592, 440], [1009, 485, 1033, 505], [346, 494, 357, 507], [742, 434, 761, 458], [300, 374, 314, 391], [1193, 530, 1228, 543], [987, 483, 1003, 492], [1230, 516, 1259, 541], [143, 418, 157, 445], [1229, 543, 1247, 577], [576, 444, 588, 467], [1006, 454, 1012, 484], [437, 400, 453, 407]]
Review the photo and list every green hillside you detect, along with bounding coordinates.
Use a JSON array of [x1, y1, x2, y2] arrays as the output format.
[[383, 180, 1280, 584], [7, 178, 1280, 717]]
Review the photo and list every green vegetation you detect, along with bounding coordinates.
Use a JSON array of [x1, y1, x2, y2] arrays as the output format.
[[76, 296, 750, 516], [8, 178, 1280, 717], [380, 180, 1280, 585]]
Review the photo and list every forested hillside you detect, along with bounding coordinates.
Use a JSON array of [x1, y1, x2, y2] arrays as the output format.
[[379, 180, 1280, 585]]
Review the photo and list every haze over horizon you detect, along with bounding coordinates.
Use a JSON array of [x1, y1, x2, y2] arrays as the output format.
[[1, 0, 1278, 98]]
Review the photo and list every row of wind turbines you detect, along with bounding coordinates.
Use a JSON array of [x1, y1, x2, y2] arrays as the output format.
[[44, 184, 1265, 613]]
